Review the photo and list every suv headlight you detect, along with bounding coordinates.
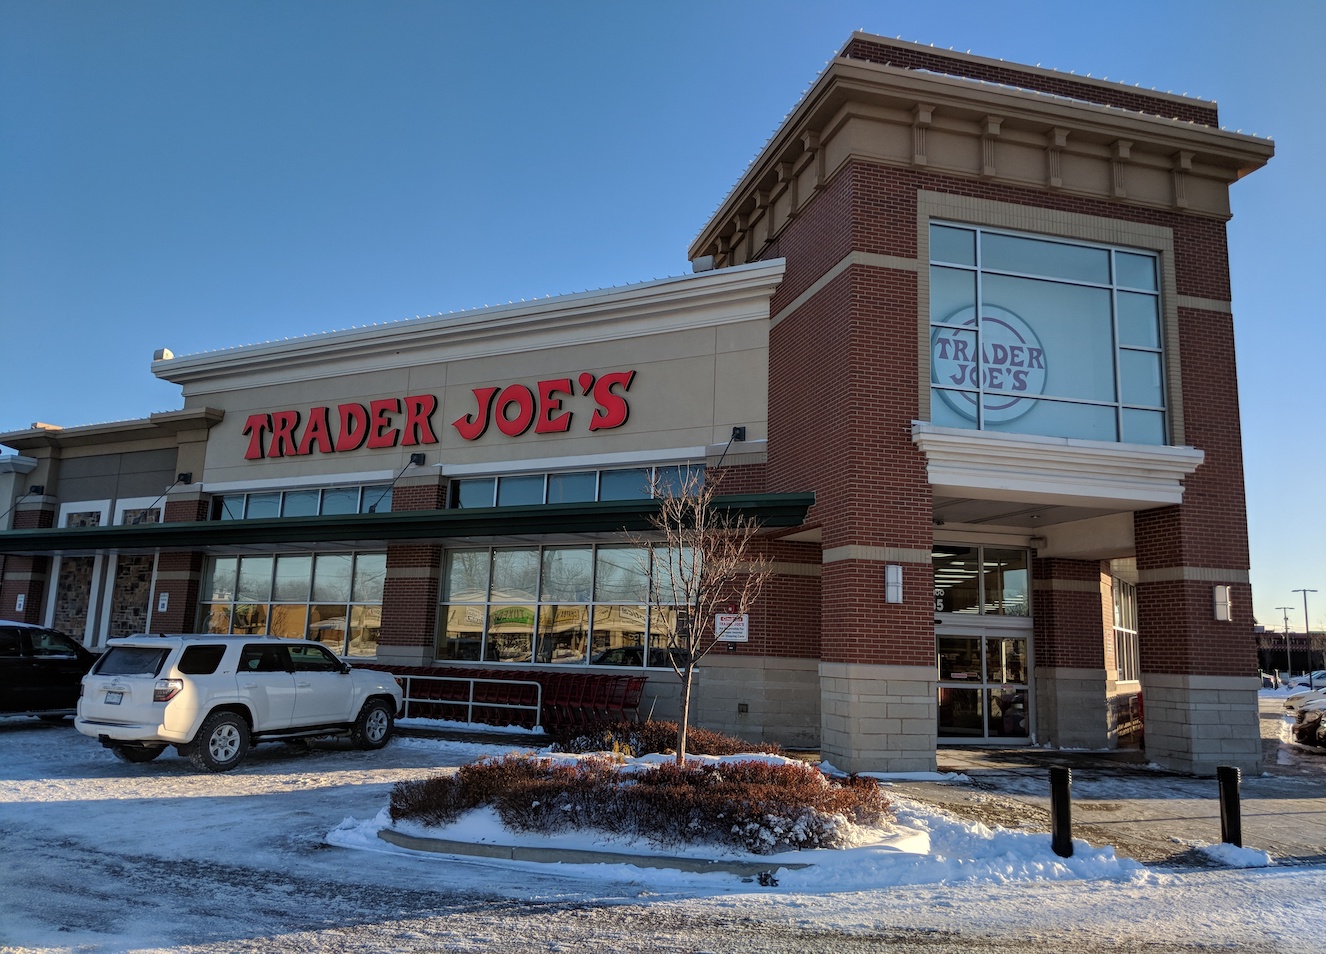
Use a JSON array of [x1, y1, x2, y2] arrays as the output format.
[[154, 679, 184, 702]]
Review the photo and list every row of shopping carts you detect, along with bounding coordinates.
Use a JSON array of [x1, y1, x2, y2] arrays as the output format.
[[366, 665, 647, 731]]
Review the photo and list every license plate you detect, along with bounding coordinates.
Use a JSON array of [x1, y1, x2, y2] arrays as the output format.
[[105, 691, 123, 705]]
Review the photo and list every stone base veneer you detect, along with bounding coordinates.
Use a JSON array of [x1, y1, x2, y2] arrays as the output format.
[[376, 645, 434, 667], [690, 655, 820, 749], [1140, 674, 1262, 776], [1034, 667, 1110, 749], [820, 662, 936, 773]]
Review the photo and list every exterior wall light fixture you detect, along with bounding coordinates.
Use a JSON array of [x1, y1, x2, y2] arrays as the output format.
[[885, 564, 903, 604]]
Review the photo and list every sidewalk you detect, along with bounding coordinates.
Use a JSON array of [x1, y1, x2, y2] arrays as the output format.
[[885, 695, 1326, 867]]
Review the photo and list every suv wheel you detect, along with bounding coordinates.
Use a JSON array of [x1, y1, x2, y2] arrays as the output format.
[[187, 711, 250, 772], [350, 698, 394, 750], [110, 743, 167, 764]]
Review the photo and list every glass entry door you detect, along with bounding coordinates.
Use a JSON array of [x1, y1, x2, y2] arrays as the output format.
[[937, 624, 1031, 741]]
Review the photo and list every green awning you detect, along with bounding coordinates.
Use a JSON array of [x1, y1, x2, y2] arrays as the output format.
[[0, 493, 815, 556]]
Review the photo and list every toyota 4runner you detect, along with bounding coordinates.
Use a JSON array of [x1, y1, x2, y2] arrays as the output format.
[[76, 634, 404, 772]]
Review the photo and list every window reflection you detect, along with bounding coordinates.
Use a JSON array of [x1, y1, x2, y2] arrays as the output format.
[[933, 546, 1028, 616], [437, 545, 689, 667], [198, 551, 386, 656]]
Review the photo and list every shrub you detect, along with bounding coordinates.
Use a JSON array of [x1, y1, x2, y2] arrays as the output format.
[[547, 719, 783, 758], [389, 754, 890, 855]]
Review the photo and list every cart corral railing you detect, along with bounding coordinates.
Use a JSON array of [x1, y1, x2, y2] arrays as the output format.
[[355, 665, 647, 732]]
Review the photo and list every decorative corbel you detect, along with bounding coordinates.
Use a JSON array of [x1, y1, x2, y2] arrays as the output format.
[[912, 104, 934, 166], [1172, 150, 1194, 210], [802, 129, 824, 192], [778, 161, 799, 220], [717, 233, 734, 268], [981, 117, 1003, 178], [1111, 140, 1133, 199], [1046, 127, 1069, 190], [753, 189, 773, 245]]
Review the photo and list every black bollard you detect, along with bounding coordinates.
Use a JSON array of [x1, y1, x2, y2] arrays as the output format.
[[1050, 766, 1073, 858], [1217, 765, 1242, 847]]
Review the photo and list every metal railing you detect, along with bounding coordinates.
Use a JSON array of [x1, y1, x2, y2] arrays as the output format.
[[396, 673, 543, 729]]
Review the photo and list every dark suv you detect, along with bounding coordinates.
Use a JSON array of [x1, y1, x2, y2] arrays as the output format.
[[0, 621, 98, 719]]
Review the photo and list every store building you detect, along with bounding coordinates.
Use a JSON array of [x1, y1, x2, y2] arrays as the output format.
[[0, 34, 1272, 774]]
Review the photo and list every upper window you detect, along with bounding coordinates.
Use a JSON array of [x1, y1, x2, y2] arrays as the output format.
[[213, 484, 393, 521], [932, 546, 1029, 617], [450, 465, 703, 509], [930, 224, 1164, 445]]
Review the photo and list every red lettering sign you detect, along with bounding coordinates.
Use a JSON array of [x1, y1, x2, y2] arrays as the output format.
[[242, 395, 440, 460], [238, 374, 633, 461], [589, 370, 635, 431], [451, 371, 636, 442]]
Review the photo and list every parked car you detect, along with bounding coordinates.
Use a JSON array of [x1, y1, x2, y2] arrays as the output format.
[[1292, 698, 1326, 748], [0, 620, 98, 719], [1286, 670, 1326, 689], [76, 634, 403, 772], [591, 645, 690, 668], [1284, 685, 1326, 712]]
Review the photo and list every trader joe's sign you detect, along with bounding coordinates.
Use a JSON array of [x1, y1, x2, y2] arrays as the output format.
[[932, 305, 1046, 423], [240, 370, 636, 460]]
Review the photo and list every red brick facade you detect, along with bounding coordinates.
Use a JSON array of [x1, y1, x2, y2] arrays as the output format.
[[0, 34, 1268, 769]]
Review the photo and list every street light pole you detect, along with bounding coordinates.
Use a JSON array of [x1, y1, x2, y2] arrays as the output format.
[[1294, 589, 1318, 688], [1276, 606, 1294, 678]]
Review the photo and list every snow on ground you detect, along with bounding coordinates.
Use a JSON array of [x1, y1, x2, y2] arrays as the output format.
[[328, 748, 1153, 892], [1, 700, 1323, 952]]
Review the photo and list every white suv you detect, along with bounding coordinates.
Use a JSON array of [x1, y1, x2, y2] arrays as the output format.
[[76, 635, 404, 772]]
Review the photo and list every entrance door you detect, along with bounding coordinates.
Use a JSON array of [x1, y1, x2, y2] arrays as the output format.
[[936, 621, 1031, 741]]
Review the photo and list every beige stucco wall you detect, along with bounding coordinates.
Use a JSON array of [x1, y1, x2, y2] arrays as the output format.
[[154, 265, 783, 489]]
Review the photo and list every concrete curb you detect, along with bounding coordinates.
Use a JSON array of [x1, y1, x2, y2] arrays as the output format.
[[377, 828, 812, 876]]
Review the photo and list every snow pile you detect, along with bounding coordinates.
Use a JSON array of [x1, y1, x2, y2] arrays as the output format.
[[327, 749, 1154, 892]]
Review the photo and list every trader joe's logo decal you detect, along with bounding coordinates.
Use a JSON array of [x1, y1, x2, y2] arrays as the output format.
[[932, 306, 1046, 423]]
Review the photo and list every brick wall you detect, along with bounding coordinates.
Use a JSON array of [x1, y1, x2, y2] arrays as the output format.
[[0, 505, 55, 623], [149, 496, 212, 633], [380, 477, 447, 650], [1032, 559, 1109, 669], [759, 156, 1249, 681]]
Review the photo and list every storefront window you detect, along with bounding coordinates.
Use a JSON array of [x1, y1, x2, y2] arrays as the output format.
[[933, 546, 1028, 616], [437, 544, 684, 667], [199, 551, 385, 656], [930, 223, 1165, 445], [937, 633, 1029, 740]]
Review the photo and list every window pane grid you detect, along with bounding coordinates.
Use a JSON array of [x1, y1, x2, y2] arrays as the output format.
[[451, 465, 704, 509], [212, 485, 387, 520], [1112, 579, 1140, 682], [930, 223, 1164, 444], [437, 544, 683, 667], [199, 551, 385, 657]]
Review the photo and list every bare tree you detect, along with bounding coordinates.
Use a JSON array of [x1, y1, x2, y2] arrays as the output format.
[[634, 469, 774, 764]]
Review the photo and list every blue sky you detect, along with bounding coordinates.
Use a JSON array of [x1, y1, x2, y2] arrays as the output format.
[[2, 0, 1322, 634]]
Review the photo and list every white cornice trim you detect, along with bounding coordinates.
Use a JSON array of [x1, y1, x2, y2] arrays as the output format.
[[153, 261, 786, 394], [912, 422, 1204, 509], [0, 455, 38, 476]]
